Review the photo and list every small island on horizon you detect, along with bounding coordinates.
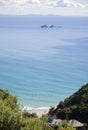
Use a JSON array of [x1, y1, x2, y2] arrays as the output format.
[[41, 25, 63, 28]]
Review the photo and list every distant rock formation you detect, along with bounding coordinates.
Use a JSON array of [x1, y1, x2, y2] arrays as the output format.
[[41, 25, 62, 29], [41, 25, 48, 28], [49, 25, 54, 28], [57, 26, 62, 28]]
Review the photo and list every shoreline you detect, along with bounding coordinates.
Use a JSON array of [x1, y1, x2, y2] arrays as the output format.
[[22, 106, 50, 117]]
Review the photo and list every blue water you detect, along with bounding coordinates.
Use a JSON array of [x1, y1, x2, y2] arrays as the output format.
[[0, 15, 88, 107]]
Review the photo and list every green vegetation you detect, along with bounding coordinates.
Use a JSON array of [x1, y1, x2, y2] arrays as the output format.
[[0, 83, 88, 129], [48, 83, 88, 124], [51, 121, 75, 130], [58, 122, 75, 130], [0, 89, 53, 130]]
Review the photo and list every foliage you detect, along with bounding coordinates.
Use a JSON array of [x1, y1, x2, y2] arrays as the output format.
[[0, 83, 87, 130], [58, 122, 75, 130], [50, 121, 75, 130], [22, 111, 38, 118], [49, 83, 88, 124], [0, 89, 53, 130], [0, 89, 22, 130]]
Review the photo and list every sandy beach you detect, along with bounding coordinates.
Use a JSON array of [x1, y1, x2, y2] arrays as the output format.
[[22, 106, 50, 117]]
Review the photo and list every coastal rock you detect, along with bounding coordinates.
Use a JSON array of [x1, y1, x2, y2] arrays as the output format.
[[41, 25, 62, 29], [41, 25, 48, 28], [58, 25, 62, 28], [49, 25, 55, 28]]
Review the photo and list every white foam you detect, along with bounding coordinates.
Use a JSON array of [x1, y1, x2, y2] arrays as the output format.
[[22, 106, 50, 117]]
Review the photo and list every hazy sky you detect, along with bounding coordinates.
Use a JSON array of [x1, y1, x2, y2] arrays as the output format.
[[0, 0, 88, 16]]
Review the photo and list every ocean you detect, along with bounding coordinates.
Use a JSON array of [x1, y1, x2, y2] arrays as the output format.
[[0, 15, 88, 108]]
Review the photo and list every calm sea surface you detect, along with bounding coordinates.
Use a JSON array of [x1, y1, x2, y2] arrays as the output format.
[[0, 15, 88, 107]]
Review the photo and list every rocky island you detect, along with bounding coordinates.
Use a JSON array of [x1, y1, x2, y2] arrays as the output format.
[[41, 25, 62, 29]]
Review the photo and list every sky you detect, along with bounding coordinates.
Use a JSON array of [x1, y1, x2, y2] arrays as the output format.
[[0, 0, 88, 16]]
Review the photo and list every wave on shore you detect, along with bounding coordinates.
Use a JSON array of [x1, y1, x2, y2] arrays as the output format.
[[22, 106, 50, 117]]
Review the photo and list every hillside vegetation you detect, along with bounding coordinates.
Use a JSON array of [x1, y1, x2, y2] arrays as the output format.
[[0, 89, 75, 130], [0, 89, 53, 130], [49, 83, 88, 124], [0, 83, 88, 129]]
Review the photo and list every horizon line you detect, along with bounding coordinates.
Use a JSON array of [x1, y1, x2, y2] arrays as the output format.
[[0, 14, 88, 17]]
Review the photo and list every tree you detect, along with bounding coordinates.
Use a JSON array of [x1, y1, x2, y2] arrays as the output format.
[[48, 83, 88, 124], [0, 89, 53, 130]]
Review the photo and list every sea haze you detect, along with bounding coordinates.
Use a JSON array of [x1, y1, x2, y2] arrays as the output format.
[[0, 15, 88, 107]]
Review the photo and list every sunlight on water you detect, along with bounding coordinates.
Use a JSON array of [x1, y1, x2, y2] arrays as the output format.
[[0, 16, 88, 107]]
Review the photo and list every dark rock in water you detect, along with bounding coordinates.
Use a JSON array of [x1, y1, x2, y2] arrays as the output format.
[[49, 25, 54, 28], [58, 26, 62, 28], [41, 25, 48, 28], [41, 25, 62, 29]]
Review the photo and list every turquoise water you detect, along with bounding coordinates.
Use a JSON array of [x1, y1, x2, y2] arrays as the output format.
[[0, 16, 88, 107]]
